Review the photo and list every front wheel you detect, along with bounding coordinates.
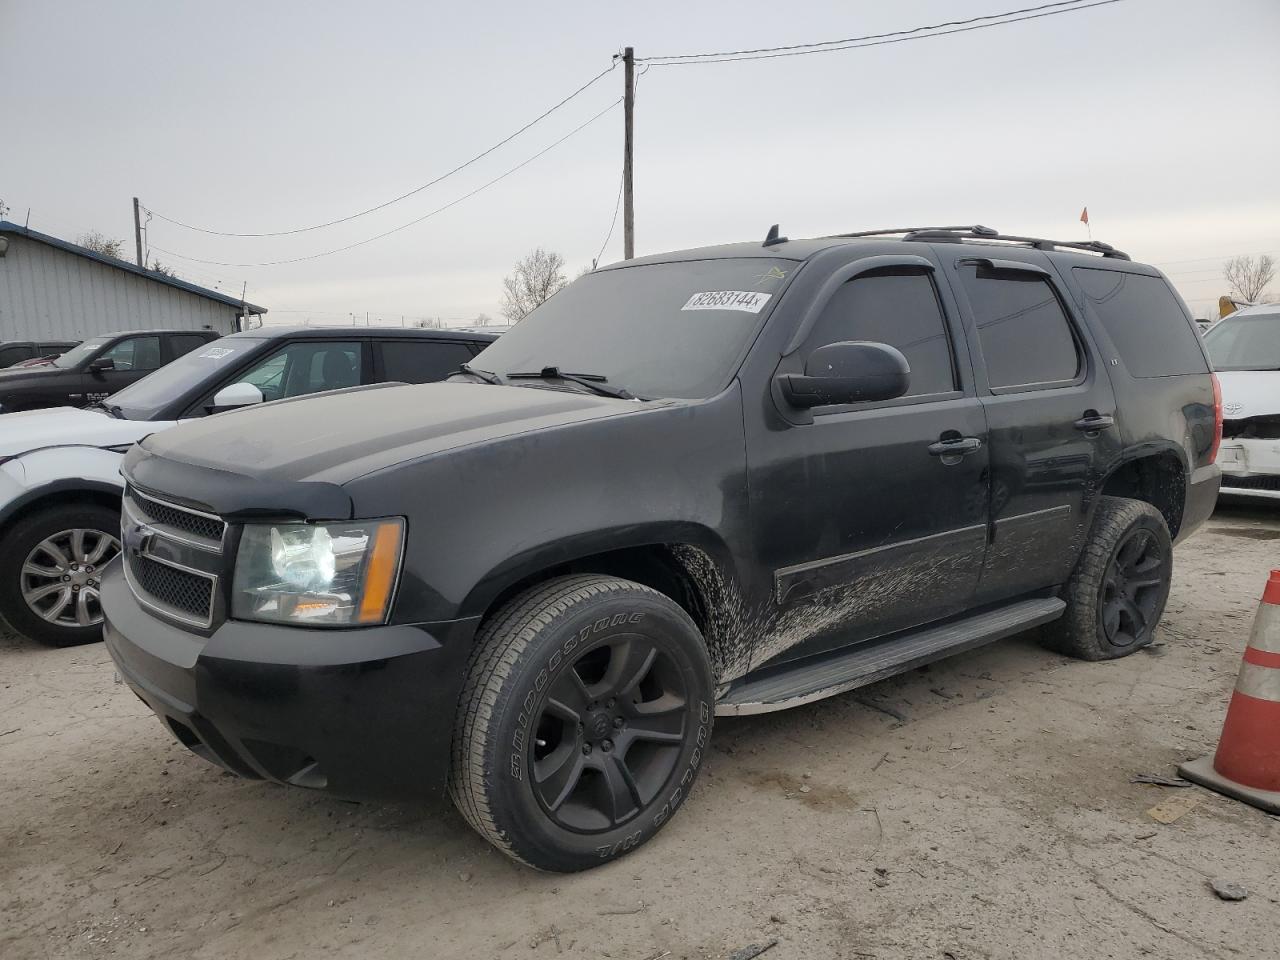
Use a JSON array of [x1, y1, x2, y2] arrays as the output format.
[[0, 503, 121, 647], [450, 575, 713, 872], [1044, 496, 1173, 661]]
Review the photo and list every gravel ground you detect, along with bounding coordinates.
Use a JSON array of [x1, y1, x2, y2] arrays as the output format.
[[2, 501, 1279, 960]]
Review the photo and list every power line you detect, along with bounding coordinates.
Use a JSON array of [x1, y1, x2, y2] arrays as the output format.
[[1154, 248, 1280, 268], [144, 63, 618, 238], [639, 0, 1125, 66], [641, 0, 1091, 60], [150, 98, 622, 268]]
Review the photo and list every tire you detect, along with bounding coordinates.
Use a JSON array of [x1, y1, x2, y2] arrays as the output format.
[[1044, 496, 1173, 661], [450, 575, 714, 872], [0, 503, 121, 647]]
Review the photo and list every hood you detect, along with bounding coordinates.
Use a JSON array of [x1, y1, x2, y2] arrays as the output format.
[[138, 381, 653, 485], [1217, 370, 1280, 420], [0, 406, 162, 458], [0, 365, 64, 387]]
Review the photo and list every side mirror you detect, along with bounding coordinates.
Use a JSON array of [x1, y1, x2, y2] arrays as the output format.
[[87, 357, 115, 374], [209, 381, 265, 411], [777, 341, 910, 409]]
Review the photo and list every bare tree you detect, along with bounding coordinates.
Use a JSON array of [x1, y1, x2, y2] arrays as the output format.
[[1223, 254, 1276, 303], [501, 248, 567, 322], [77, 230, 125, 259]]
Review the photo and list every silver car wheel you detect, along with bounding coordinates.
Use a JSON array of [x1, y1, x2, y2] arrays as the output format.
[[20, 528, 120, 627]]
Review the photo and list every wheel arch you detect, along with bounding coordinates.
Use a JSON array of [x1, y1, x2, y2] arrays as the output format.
[[1098, 446, 1188, 539], [0, 479, 124, 541], [458, 525, 749, 682]]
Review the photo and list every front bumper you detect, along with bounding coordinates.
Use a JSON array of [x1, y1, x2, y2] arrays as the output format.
[[102, 558, 480, 802], [1217, 439, 1280, 500]]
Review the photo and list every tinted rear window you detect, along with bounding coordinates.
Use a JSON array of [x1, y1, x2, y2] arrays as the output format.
[[959, 266, 1080, 389], [379, 340, 476, 384], [1073, 269, 1208, 378]]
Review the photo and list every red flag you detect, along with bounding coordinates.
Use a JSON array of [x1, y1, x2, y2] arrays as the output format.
[[1080, 206, 1089, 225]]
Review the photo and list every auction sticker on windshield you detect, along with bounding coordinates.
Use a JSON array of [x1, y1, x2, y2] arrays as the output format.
[[198, 347, 235, 360], [681, 291, 773, 314]]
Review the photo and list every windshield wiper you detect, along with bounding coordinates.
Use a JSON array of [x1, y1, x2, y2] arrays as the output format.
[[89, 401, 124, 419], [507, 367, 637, 400], [458, 362, 505, 385]]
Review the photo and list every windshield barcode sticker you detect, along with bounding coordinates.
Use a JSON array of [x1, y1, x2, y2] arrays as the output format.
[[198, 347, 235, 359], [681, 291, 773, 314]]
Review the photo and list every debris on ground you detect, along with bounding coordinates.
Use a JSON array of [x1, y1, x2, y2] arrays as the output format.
[[1210, 879, 1249, 902], [1131, 773, 1194, 788], [1146, 794, 1200, 824], [728, 941, 777, 960]]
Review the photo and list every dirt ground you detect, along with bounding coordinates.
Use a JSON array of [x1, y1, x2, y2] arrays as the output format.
[[3, 501, 1279, 960]]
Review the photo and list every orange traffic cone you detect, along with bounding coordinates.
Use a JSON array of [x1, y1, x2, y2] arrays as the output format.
[[1180, 569, 1280, 814]]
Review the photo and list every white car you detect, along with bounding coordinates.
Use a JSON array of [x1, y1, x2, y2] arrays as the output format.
[[1203, 305, 1280, 501], [0, 327, 496, 646]]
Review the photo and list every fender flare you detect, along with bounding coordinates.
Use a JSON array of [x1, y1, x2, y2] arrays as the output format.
[[0, 478, 124, 531], [455, 521, 740, 623]]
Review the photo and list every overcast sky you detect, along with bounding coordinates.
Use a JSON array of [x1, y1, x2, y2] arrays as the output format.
[[4, 0, 1278, 324]]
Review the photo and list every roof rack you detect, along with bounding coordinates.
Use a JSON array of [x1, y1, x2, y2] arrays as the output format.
[[829, 224, 1131, 261]]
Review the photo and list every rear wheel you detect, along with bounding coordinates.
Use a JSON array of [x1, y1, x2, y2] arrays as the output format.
[[0, 504, 120, 647], [1045, 496, 1172, 660], [450, 575, 713, 872]]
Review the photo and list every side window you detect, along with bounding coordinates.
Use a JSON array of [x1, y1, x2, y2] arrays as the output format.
[[0, 346, 32, 366], [239, 352, 290, 400], [170, 334, 210, 359], [1073, 269, 1208, 378], [98, 335, 162, 372], [959, 266, 1079, 390], [378, 340, 475, 384], [804, 269, 957, 399], [234, 341, 363, 402]]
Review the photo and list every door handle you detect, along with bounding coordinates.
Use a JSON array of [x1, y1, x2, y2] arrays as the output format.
[[1074, 411, 1115, 434], [927, 436, 983, 458]]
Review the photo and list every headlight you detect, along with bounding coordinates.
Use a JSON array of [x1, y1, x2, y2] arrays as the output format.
[[231, 518, 404, 626]]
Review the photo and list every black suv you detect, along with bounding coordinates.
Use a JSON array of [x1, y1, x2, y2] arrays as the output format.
[[103, 226, 1221, 872], [0, 329, 220, 412], [0, 340, 80, 368]]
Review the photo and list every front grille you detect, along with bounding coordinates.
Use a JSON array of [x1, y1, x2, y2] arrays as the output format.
[[127, 488, 225, 544], [1222, 475, 1280, 492], [122, 486, 225, 628], [1222, 417, 1280, 441], [127, 554, 215, 622]]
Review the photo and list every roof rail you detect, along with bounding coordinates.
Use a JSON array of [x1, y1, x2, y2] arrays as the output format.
[[905, 227, 1130, 261], [829, 224, 1131, 261], [831, 224, 999, 239]]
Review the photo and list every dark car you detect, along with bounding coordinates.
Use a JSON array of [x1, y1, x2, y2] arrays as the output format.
[[0, 330, 221, 413], [0, 326, 496, 648], [103, 225, 1220, 872], [0, 340, 80, 368]]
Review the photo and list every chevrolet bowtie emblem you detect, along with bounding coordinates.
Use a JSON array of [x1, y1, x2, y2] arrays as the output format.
[[123, 521, 153, 556]]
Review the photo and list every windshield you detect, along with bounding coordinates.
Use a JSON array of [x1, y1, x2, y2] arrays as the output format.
[[51, 336, 112, 368], [470, 257, 797, 399], [110, 338, 266, 419], [1204, 313, 1280, 371]]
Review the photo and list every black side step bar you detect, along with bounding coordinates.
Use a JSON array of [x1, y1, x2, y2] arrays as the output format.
[[716, 597, 1066, 716]]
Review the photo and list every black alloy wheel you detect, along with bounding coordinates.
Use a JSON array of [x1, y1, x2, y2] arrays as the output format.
[[451, 575, 713, 872], [530, 634, 689, 832], [1099, 526, 1166, 650]]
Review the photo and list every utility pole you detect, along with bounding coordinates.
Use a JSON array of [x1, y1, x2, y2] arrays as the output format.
[[622, 47, 635, 260], [133, 197, 144, 267]]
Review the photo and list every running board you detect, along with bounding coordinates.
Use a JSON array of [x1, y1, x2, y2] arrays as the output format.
[[715, 597, 1065, 716]]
